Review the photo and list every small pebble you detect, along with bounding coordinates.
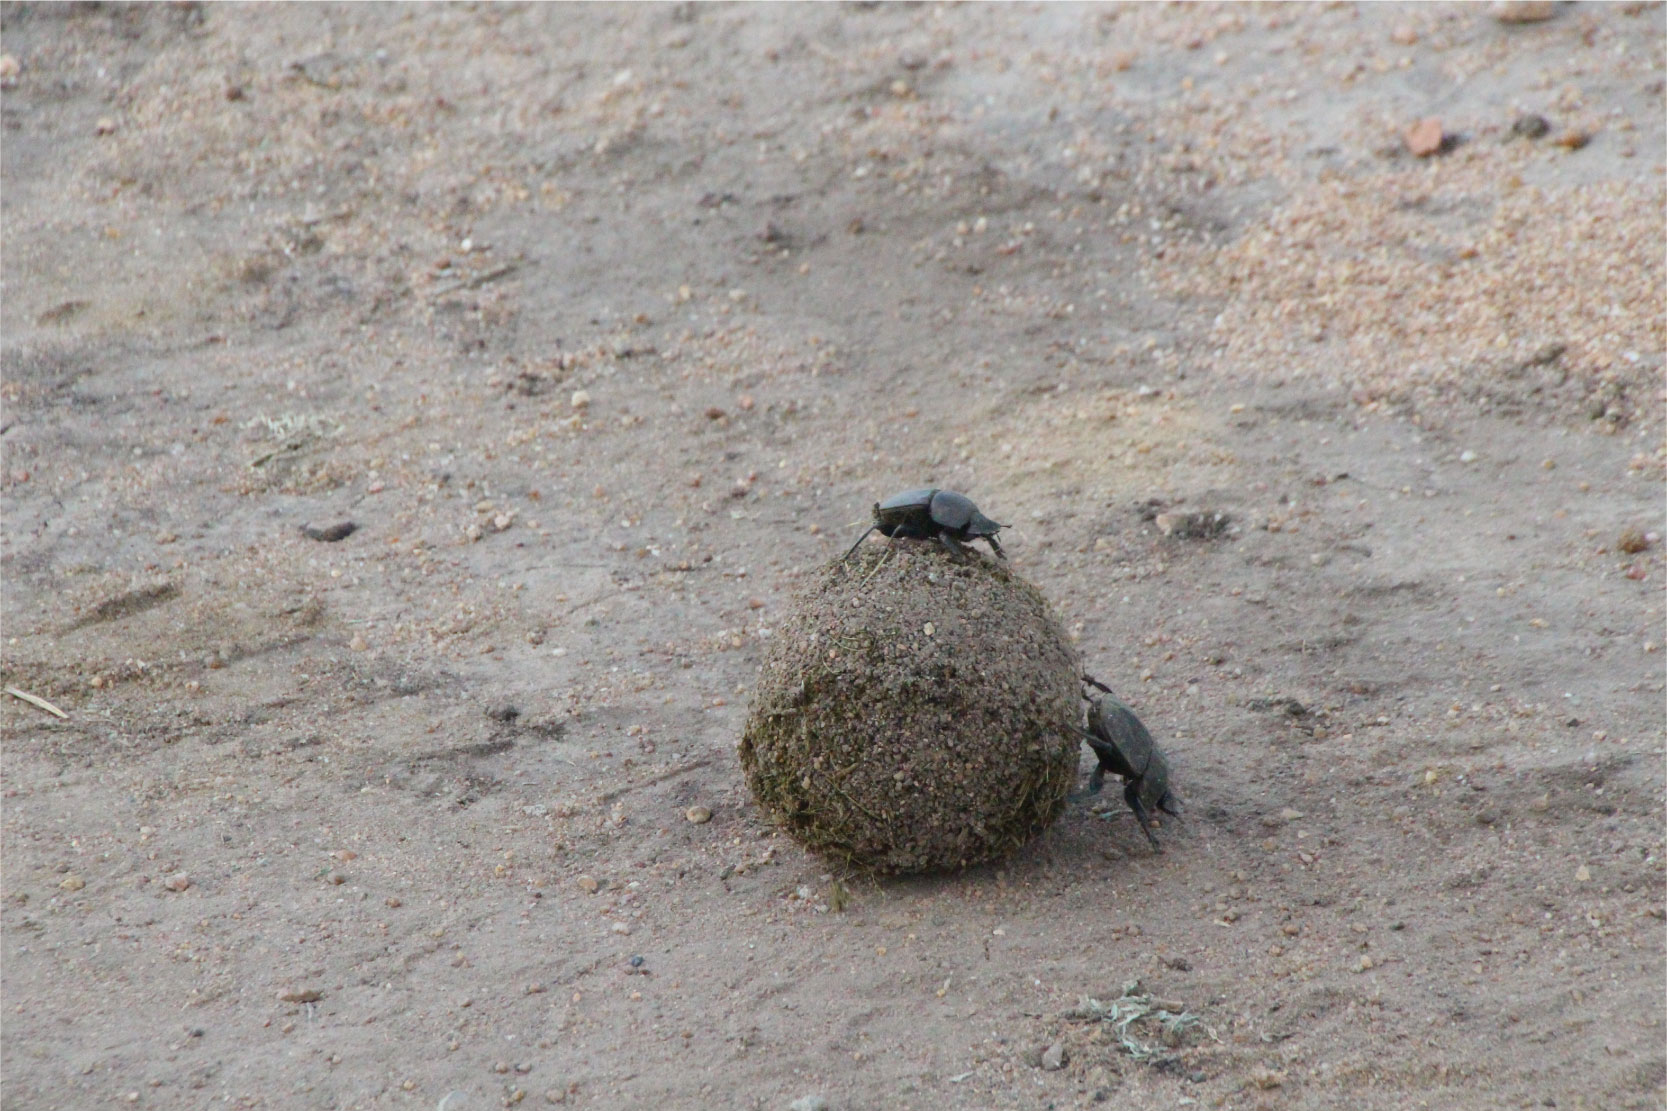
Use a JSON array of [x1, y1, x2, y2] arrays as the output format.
[[570, 390, 591, 410], [1576, 864, 1591, 882], [685, 806, 712, 824], [165, 873, 192, 892], [1040, 1042, 1067, 1071], [1493, 0, 1556, 22], [279, 989, 323, 1003], [1404, 117, 1445, 158], [1512, 113, 1551, 140], [301, 521, 357, 543], [788, 1097, 830, 1111], [1617, 527, 1650, 554], [576, 875, 600, 894], [59, 874, 85, 891]]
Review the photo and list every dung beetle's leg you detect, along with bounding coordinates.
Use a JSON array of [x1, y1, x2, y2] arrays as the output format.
[[984, 532, 1006, 558], [1124, 781, 1163, 852], [855, 544, 896, 586], [937, 533, 972, 559], [1067, 725, 1110, 802], [1082, 673, 1114, 695], [842, 525, 878, 561], [1066, 756, 1109, 803]]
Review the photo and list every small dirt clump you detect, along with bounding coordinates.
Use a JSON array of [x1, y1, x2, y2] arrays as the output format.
[[740, 544, 1082, 873]]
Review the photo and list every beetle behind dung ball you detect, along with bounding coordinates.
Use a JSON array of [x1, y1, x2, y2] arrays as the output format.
[[843, 487, 1007, 560]]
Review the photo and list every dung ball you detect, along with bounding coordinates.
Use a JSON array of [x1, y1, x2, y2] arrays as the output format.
[[739, 543, 1082, 874]]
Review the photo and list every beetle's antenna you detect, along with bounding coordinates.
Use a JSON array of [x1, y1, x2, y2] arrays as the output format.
[[1081, 673, 1114, 694], [841, 526, 878, 562]]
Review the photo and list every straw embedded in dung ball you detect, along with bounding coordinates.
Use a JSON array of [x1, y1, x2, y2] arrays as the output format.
[[739, 545, 1081, 874]]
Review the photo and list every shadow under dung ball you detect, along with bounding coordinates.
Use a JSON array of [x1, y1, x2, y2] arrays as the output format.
[[740, 544, 1082, 874]]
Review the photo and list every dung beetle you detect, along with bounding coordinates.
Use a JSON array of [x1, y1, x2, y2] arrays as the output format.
[[842, 487, 1007, 560], [1079, 674, 1179, 851]]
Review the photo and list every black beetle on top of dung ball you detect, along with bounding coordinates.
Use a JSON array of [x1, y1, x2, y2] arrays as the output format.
[[844, 487, 1006, 561]]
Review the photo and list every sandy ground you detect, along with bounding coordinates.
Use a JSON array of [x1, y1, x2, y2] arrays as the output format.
[[2, 4, 1664, 1110]]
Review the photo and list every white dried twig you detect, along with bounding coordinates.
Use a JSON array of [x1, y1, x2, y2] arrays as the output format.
[[5, 686, 68, 719]]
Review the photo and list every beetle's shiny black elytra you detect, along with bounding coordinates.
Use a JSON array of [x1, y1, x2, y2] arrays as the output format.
[[1079, 674, 1179, 851], [842, 488, 1006, 561]]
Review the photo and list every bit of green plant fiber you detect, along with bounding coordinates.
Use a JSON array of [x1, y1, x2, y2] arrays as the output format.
[[1066, 979, 1216, 1061]]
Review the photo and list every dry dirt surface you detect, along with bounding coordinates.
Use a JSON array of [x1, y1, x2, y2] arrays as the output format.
[[2, 4, 1664, 1110]]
